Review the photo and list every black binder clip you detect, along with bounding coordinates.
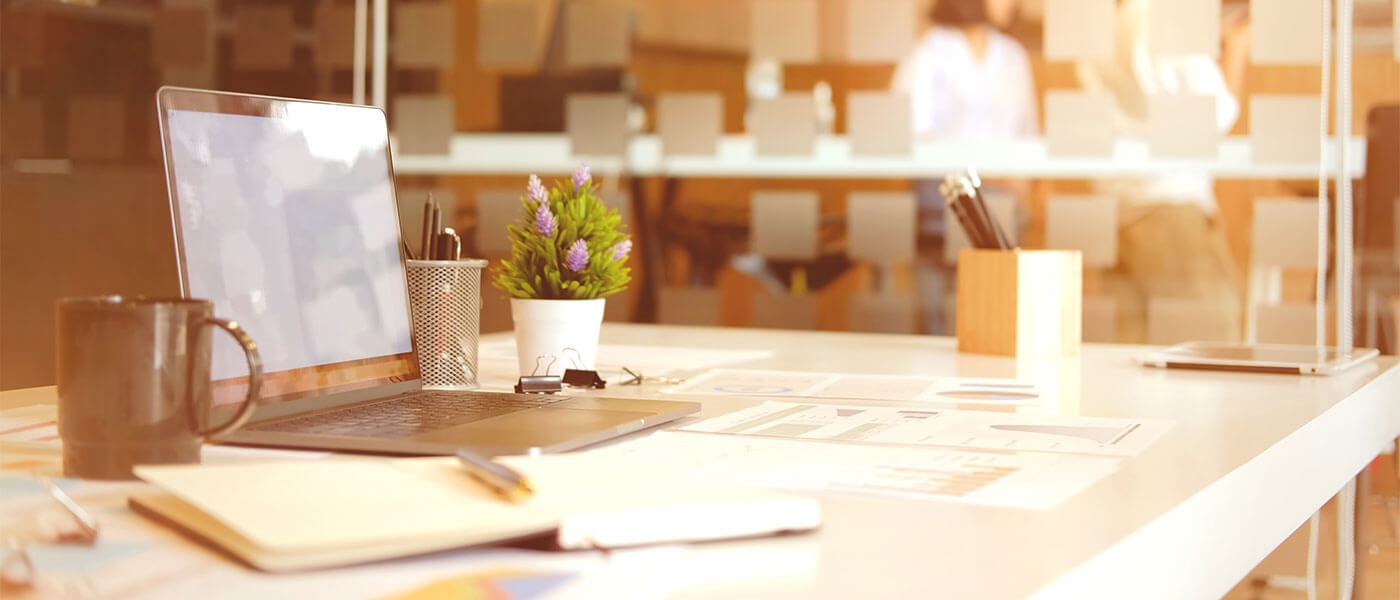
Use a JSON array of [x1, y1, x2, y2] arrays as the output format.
[[561, 348, 606, 389], [515, 356, 563, 394]]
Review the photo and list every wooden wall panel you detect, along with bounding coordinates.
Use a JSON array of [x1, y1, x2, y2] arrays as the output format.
[[0, 169, 180, 390], [632, 50, 749, 133]]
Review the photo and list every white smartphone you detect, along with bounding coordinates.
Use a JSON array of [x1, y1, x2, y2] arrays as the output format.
[[1137, 342, 1380, 376]]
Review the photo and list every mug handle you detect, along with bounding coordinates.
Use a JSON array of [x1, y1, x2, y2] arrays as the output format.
[[195, 318, 263, 438]]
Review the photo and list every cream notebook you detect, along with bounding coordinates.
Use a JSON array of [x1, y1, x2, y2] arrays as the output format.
[[130, 453, 820, 572]]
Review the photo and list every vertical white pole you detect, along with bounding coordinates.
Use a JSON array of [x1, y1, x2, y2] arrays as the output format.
[[372, 0, 388, 109], [352, 0, 367, 105], [1335, 0, 1354, 354], [1314, 0, 1331, 350], [1334, 6, 1357, 600]]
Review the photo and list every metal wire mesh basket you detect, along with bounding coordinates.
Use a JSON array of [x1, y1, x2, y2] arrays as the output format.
[[405, 259, 488, 390]]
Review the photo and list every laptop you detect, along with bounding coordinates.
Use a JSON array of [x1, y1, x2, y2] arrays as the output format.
[[156, 87, 698, 456]]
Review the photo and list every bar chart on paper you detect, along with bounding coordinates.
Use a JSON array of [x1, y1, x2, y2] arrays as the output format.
[[871, 463, 1017, 498], [678, 401, 1172, 457], [599, 433, 1121, 509]]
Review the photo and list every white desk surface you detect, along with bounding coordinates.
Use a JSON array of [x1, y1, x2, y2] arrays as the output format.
[[391, 134, 1368, 180], [4, 324, 1397, 599]]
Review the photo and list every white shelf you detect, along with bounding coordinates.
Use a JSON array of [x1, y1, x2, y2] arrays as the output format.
[[391, 134, 1368, 180]]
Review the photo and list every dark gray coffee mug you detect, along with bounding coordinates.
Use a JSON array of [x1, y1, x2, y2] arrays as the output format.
[[56, 297, 262, 479]]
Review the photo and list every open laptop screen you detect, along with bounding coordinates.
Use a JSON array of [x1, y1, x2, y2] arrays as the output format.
[[158, 88, 417, 406]]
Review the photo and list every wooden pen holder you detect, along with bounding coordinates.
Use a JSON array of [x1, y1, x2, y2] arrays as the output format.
[[955, 249, 1082, 357]]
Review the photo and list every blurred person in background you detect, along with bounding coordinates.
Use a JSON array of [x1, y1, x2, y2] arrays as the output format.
[[894, 0, 1038, 139], [1077, 0, 1251, 343], [893, 0, 1039, 334]]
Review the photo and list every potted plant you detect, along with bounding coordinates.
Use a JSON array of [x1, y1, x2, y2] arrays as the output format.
[[493, 163, 631, 375]]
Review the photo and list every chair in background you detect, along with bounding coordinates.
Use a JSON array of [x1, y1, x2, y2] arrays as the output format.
[[748, 191, 821, 330], [846, 191, 918, 334], [648, 187, 750, 327]]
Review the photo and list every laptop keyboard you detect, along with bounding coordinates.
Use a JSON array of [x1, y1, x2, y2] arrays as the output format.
[[247, 391, 567, 439]]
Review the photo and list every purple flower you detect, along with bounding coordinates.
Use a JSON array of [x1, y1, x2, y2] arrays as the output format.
[[527, 174, 547, 204], [534, 200, 556, 237], [572, 161, 591, 191], [565, 239, 589, 272], [611, 239, 632, 261]]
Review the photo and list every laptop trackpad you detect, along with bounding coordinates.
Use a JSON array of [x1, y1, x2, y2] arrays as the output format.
[[413, 407, 649, 449]]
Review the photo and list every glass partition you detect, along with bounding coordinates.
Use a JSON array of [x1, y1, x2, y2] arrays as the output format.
[[1, 0, 1398, 390]]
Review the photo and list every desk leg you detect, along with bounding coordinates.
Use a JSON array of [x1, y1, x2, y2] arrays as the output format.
[[1338, 476, 1359, 600], [1351, 468, 1370, 600]]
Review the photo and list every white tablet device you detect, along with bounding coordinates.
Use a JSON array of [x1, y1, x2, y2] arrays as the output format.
[[1137, 342, 1380, 376]]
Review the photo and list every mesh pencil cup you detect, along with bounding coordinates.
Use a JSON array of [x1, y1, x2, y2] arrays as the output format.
[[405, 259, 488, 390]]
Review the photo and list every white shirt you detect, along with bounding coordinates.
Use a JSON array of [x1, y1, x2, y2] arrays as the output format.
[[893, 26, 1039, 139], [1076, 0, 1240, 217]]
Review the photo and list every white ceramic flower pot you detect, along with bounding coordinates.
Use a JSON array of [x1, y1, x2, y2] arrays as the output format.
[[510, 298, 606, 377]]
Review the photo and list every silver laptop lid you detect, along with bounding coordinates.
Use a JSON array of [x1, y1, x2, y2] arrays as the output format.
[[157, 87, 420, 410]]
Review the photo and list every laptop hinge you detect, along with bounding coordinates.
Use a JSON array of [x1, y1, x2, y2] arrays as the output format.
[[241, 380, 423, 423]]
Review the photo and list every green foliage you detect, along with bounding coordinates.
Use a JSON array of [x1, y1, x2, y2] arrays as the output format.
[[492, 179, 631, 300]]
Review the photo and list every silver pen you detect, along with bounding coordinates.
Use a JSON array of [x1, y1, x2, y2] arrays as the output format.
[[455, 448, 535, 503]]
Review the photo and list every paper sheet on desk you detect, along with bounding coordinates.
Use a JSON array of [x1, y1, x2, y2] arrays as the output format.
[[664, 369, 1051, 406], [594, 432, 1120, 510], [0, 404, 329, 473], [476, 342, 774, 376], [677, 401, 1172, 458]]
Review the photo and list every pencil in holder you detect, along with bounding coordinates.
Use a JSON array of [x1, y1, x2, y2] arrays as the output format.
[[405, 259, 488, 389], [955, 249, 1082, 357]]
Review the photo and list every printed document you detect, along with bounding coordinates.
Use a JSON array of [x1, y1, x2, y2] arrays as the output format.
[[677, 401, 1171, 457], [664, 369, 1049, 405], [597, 432, 1121, 510]]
